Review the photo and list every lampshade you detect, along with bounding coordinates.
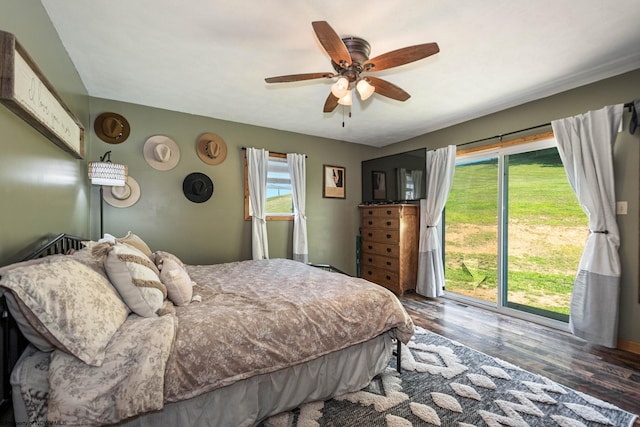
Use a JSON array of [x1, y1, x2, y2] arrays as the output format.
[[88, 161, 128, 186], [356, 78, 375, 100], [337, 89, 353, 106], [331, 77, 349, 98]]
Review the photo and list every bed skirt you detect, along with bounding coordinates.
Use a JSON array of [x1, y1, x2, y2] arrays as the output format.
[[13, 332, 394, 427]]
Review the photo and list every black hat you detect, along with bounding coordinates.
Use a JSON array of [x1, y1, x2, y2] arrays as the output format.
[[183, 172, 214, 203]]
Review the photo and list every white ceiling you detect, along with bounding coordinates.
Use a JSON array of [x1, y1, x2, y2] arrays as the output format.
[[41, 0, 640, 147]]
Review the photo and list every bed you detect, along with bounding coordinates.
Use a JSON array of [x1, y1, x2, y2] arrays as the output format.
[[0, 233, 414, 426]]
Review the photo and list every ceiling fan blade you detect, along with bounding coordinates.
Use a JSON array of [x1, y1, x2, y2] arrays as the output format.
[[366, 76, 410, 101], [265, 72, 334, 83], [364, 42, 440, 72], [323, 92, 339, 113], [312, 21, 352, 67]]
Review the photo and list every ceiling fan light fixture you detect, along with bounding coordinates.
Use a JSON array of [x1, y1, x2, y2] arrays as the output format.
[[356, 78, 375, 100], [337, 89, 353, 106], [331, 77, 349, 98]]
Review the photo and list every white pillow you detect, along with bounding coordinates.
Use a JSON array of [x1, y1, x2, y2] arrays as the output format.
[[104, 243, 166, 317], [160, 259, 194, 306]]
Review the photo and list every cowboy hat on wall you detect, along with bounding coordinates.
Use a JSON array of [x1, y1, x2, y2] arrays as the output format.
[[183, 172, 214, 203], [94, 112, 130, 144], [143, 135, 180, 171], [196, 133, 227, 165], [103, 176, 141, 208]]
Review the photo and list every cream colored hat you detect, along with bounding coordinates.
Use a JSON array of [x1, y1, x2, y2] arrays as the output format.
[[103, 176, 140, 208], [196, 133, 227, 165], [143, 135, 180, 171]]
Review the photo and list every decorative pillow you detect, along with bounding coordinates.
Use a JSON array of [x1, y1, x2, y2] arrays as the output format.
[[154, 250, 186, 270], [105, 243, 167, 317], [0, 257, 129, 366], [159, 259, 194, 306], [68, 246, 109, 279], [116, 231, 153, 260]]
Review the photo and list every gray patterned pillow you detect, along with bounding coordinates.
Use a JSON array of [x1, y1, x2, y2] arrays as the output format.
[[104, 243, 167, 317], [0, 257, 130, 366]]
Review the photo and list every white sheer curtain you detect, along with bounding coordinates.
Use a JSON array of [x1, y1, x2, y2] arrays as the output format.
[[411, 170, 423, 200], [287, 153, 308, 263], [398, 168, 408, 199], [551, 104, 624, 348], [246, 147, 269, 260], [416, 145, 456, 297]]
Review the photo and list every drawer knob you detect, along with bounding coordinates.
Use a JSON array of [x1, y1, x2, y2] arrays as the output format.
[[386, 234, 391, 239], [368, 220, 373, 225], [386, 221, 391, 226], [368, 210, 373, 215], [368, 258, 373, 263], [368, 245, 373, 250], [386, 210, 392, 215], [368, 232, 373, 237], [367, 271, 372, 275], [386, 248, 391, 253], [386, 261, 391, 266], [386, 275, 391, 280]]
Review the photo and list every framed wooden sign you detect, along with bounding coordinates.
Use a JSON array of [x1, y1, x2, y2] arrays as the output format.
[[0, 31, 84, 158]]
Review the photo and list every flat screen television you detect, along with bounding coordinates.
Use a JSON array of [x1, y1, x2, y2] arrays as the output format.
[[361, 148, 426, 204]]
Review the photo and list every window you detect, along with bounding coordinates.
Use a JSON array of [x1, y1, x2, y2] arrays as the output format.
[[244, 151, 294, 220], [443, 131, 587, 325]]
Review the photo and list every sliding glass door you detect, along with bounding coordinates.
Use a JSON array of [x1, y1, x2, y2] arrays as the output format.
[[443, 155, 499, 304], [444, 137, 587, 323]]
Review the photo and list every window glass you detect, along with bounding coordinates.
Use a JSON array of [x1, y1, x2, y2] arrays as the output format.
[[266, 156, 293, 215], [244, 152, 294, 220]]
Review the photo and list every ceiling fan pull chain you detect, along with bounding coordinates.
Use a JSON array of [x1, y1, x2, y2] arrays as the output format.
[[341, 106, 353, 128]]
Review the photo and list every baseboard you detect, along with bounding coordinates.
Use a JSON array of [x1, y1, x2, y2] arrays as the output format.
[[617, 338, 640, 355]]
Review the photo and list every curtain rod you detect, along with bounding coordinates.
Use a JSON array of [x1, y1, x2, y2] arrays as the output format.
[[241, 146, 308, 158], [457, 101, 634, 149]]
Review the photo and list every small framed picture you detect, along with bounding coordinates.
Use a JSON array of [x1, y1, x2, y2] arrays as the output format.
[[323, 165, 346, 199], [372, 171, 387, 200]]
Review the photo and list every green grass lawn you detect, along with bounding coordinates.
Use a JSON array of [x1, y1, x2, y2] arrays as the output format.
[[444, 147, 587, 317], [266, 194, 293, 214]]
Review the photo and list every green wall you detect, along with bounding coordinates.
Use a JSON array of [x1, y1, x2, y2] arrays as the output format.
[[0, 0, 91, 264], [88, 98, 376, 271], [376, 69, 640, 345]]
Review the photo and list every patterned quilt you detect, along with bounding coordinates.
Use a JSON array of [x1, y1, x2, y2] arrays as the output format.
[[46, 258, 415, 425]]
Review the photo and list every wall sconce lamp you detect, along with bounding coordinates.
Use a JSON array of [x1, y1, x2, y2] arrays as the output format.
[[88, 151, 127, 237]]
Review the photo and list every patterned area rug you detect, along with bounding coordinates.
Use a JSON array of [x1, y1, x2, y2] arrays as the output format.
[[261, 326, 638, 427]]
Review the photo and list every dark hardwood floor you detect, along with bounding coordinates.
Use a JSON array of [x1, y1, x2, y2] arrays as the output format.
[[400, 293, 640, 425]]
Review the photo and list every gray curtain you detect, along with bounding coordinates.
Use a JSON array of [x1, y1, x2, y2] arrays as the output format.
[[287, 153, 308, 263], [551, 104, 623, 347], [246, 147, 269, 260], [416, 145, 456, 297]]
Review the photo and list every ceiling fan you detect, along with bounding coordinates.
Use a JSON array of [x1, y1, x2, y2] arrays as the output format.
[[265, 21, 440, 113]]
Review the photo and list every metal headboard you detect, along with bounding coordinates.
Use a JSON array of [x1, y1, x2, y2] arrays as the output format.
[[0, 233, 85, 413]]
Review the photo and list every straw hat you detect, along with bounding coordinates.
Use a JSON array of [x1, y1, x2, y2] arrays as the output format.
[[94, 112, 130, 144], [196, 133, 227, 165], [103, 176, 140, 208], [183, 172, 213, 203], [143, 135, 180, 171]]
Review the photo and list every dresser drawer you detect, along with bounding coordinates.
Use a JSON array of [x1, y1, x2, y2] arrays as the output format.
[[361, 241, 400, 257], [361, 206, 402, 218], [361, 228, 399, 244], [361, 217, 400, 229], [362, 266, 399, 290], [361, 253, 399, 272]]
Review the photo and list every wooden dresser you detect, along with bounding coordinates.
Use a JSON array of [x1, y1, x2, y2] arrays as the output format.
[[359, 204, 419, 296]]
